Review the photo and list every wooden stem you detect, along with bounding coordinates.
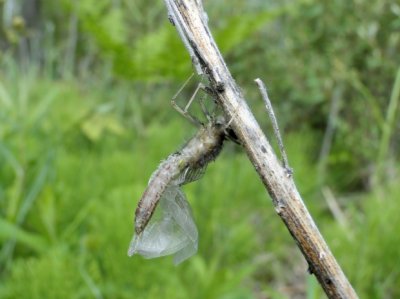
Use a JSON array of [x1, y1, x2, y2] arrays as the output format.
[[164, 1, 358, 298]]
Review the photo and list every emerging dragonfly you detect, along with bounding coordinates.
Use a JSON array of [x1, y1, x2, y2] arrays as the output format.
[[128, 78, 236, 264]]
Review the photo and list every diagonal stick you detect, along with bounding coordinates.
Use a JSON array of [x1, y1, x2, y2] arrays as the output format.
[[164, 1, 359, 298]]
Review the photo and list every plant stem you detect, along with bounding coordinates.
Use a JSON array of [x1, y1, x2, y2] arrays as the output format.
[[163, 1, 359, 298], [374, 66, 400, 185]]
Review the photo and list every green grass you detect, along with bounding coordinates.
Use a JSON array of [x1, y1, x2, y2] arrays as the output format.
[[325, 183, 400, 298], [0, 65, 399, 299]]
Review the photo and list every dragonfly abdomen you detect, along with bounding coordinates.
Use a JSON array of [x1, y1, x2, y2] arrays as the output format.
[[134, 121, 227, 235], [135, 153, 182, 234]]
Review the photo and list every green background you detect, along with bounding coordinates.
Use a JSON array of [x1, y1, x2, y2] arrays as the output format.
[[1, 0, 400, 298]]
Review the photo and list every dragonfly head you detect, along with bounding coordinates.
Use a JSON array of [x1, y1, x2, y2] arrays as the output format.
[[213, 115, 240, 145], [205, 114, 240, 145], [213, 115, 226, 127]]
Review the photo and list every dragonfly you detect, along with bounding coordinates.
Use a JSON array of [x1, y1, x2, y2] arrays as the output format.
[[128, 79, 237, 264]]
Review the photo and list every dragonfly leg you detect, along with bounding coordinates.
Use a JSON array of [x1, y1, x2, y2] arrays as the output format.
[[197, 88, 213, 123], [171, 75, 205, 127], [171, 100, 203, 127], [225, 101, 241, 128], [184, 82, 205, 112], [255, 78, 293, 176], [171, 74, 222, 126], [172, 72, 219, 127], [172, 73, 195, 102]]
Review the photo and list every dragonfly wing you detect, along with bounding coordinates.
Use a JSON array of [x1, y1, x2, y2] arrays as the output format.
[[175, 165, 206, 186], [161, 187, 198, 264], [128, 217, 190, 258], [128, 186, 198, 264], [161, 187, 198, 243]]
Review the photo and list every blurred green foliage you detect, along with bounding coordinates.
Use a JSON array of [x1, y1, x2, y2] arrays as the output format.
[[1, 0, 400, 298]]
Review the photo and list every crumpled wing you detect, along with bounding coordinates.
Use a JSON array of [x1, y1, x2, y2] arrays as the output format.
[[128, 186, 198, 264], [174, 165, 206, 186]]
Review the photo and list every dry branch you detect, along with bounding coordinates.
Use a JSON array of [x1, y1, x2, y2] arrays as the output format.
[[163, 1, 358, 298]]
